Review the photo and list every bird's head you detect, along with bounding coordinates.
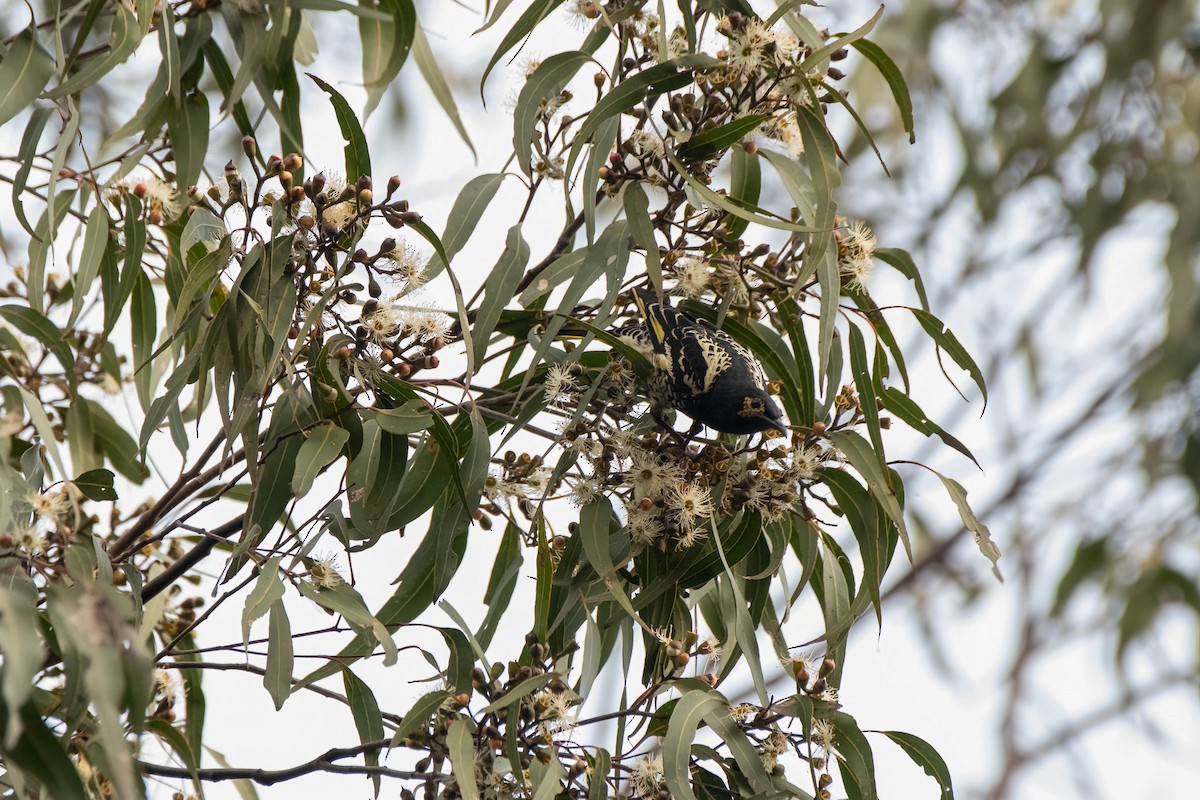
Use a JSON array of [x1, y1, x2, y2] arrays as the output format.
[[723, 387, 785, 435]]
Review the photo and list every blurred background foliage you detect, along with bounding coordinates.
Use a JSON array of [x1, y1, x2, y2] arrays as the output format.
[[831, 0, 1200, 795]]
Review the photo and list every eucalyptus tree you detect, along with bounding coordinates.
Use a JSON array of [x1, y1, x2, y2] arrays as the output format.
[[0, 1, 987, 797]]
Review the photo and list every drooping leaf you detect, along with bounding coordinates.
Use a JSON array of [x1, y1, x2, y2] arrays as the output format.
[[308, 73, 371, 182], [676, 114, 766, 160], [361, 0, 417, 119], [514, 50, 593, 176], [911, 309, 988, 410], [412, 20, 474, 155], [0, 28, 54, 127], [472, 225, 531, 369], [343, 669, 386, 796], [852, 38, 915, 143], [879, 731, 954, 800], [833, 712, 879, 800], [265, 599, 294, 710]]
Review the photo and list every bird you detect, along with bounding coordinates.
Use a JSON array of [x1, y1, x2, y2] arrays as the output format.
[[621, 287, 785, 436]]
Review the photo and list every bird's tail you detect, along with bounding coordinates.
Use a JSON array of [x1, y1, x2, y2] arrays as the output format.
[[632, 286, 671, 353]]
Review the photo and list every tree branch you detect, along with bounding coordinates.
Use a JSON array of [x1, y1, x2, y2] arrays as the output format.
[[138, 738, 447, 786], [140, 517, 244, 602]]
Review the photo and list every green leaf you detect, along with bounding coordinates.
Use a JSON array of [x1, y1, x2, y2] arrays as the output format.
[[202, 36, 254, 134], [663, 690, 770, 800], [69, 205, 111, 328], [477, 523, 523, 649], [582, 115, 621, 242], [799, 6, 882, 73], [852, 38, 915, 143], [371, 400, 434, 435], [265, 598, 294, 710], [343, 669, 386, 796], [0, 305, 76, 391], [104, 196, 147, 338], [159, 1, 181, 107], [73, 468, 117, 501], [534, 530, 554, 641], [666, 148, 808, 232], [282, 0, 391, 15], [388, 689, 451, 747], [242, 435, 301, 553], [377, 432, 445, 530], [361, 0, 417, 119], [0, 698, 88, 800], [828, 429, 910, 560], [818, 532, 853, 646], [518, 249, 587, 306], [308, 73, 371, 181], [180, 207, 227, 261], [48, 4, 145, 99], [472, 225, 531, 369], [833, 712, 878, 800], [131, 269, 158, 408], [875, 248, 929, 311], [0, 576, 44, 737], [820, 468, 896, 625], [297, 581, 399, 666], [434, 623, 477, 694], [1050, 538, 1108, 617], [475, 0, 522, 32], [579, 497, 618, 579], [726, 145, 761, 239], [204, 746, 258, 799], [167, 90, 210, 191], [148, 719, 200, 793], [587, 747, 611, 800], [481, 0, 563, 92], [412, 20, 474, 156], [623, 182, 663, 290], [911, 309, 987, 409], [424, 173, 506, 282], [11, 106, 53, 238], [879, 731, 954, 800], [478, 674, 557, 715], [568, 54, 720, 177], [676, 114, 767, 160], [447, 717, 481, 800], [932, 470, 1001, 580], [847, 324, 886, 466], [0, 28, 54, 127], [880, 387, 978, 467], [292, 422, 350, 495], [241, 557, 285, 647], [514, 50, 593, 176], [221, 9, 269, 116]]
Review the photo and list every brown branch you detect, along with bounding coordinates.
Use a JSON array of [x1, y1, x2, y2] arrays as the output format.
[[138, 738, 446, 786], [984, 671, 1198, 800], [513, 206, 590, 295], [140, 517, 244, 602], [107, 434, 232, 561]]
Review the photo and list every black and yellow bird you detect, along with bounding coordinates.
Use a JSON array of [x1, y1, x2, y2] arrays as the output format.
[[623, 287, 785, 435]]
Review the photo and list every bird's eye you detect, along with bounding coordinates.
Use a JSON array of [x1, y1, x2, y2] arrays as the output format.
[[747, 398, 764, 413]]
